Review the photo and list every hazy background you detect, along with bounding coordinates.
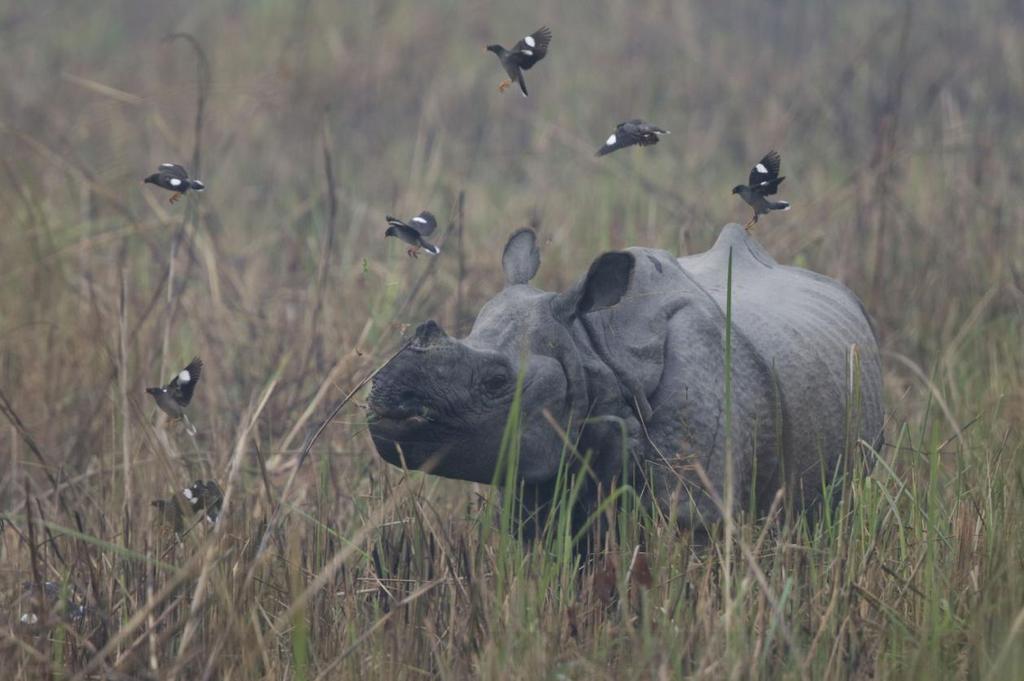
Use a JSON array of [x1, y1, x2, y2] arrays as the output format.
[[2, 0, 1023, 678], [3, 0, 1021, 456]]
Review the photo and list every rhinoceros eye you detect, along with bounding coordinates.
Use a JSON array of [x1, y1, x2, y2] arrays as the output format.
[[482, 373, 509, 395]]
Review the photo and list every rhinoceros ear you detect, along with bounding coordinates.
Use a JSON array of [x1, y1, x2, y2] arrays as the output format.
[[578, 251, 634, 313], [551, 251, 635, 322], [502, 228, 540, 286]]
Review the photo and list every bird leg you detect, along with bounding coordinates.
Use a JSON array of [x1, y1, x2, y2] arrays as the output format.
[[407, 247, 420, 259], [744, 214, 758, 232], [169, 192, 183, 204], [497, 79, 512, 93]]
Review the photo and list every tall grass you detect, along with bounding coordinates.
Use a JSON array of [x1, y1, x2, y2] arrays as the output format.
[[2, 0, 1023, 678]]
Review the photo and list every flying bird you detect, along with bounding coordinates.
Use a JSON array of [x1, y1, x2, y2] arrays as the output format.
[[182, 479, 224, 523], [596, 119, 670, 156], [486, 26, 552, 97], [151, 479, 223, 536], [144, 163, 205, 204], [732, 150, 790, 230], [146, 357, 203, 434], [18, 580, 89, 626], [385, 211, 440, 258]]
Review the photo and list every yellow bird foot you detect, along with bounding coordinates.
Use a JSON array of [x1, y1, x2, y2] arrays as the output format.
[[407, 248, 420, 259], [744, 215, 757, 232], [497, 79, 512, 93], [169, 192, 183, 204]]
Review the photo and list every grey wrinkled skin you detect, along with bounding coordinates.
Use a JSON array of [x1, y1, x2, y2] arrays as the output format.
[[368, 225, 884, 531]]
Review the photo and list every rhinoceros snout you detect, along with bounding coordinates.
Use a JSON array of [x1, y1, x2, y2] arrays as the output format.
[[367, 378, 429, 421], [368, 322, 464, 420]]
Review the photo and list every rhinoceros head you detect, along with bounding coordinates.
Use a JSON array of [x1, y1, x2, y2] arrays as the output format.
[[368, 228, 633, 485]]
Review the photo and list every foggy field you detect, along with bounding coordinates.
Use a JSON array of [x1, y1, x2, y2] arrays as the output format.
[[1, 0, 1023, 679]]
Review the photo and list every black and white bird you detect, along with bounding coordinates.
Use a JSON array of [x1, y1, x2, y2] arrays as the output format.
[[182, 480, 223, 523], [152, 479, 223, 535], [143, 163, 205, 204], [732, 150, 790, 230], [384, 211, 440, 258], [146, 357, 203, 434], [18, 580, 89, 626], [486, 26, 552, 97], [596, 119, 671, 156]]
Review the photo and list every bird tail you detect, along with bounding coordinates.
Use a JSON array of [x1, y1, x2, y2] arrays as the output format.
[[769, 201, 791, 211], [516, 71, 528, 97], [190, 180, 206, 192], [420, 239, 441, 255]]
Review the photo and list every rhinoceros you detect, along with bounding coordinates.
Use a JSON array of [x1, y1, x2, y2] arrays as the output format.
[[368, 224, 884, 531]]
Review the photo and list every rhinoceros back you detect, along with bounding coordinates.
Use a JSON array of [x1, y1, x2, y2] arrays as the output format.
[[679, 224, 884, 507]]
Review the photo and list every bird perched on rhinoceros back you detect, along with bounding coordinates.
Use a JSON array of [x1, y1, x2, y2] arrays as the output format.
[[486, 26, 551, 97], [596, 119, 670, 156], [733, 150, 790, 230], [368, 225, 883, 538], [144, 163, 205, 204], [385, 211, 440, 258]]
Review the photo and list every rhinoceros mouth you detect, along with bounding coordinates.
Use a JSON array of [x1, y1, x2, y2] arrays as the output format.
[[367, 412, 462, 476], [365, 400, 447, 446], [367, 413, 436, 439], [366, 400, 439, 425]]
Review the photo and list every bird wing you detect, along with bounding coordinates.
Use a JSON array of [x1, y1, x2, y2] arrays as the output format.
[[640, 121, 669, 135], [166, 357, 203, 406], [509, 26, 551, 69], [747, 150, 782, 188], [409, 211, 437, 236], [631, 121, 668, 146], [186, 480, 224, 521], [159, 163, 189, 179], [596, 123, 648, 156], [181, 481, 205, 510], [199, 481, 224, 521], [598, 124, 634, 155], [758, 176, 785, 196]]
